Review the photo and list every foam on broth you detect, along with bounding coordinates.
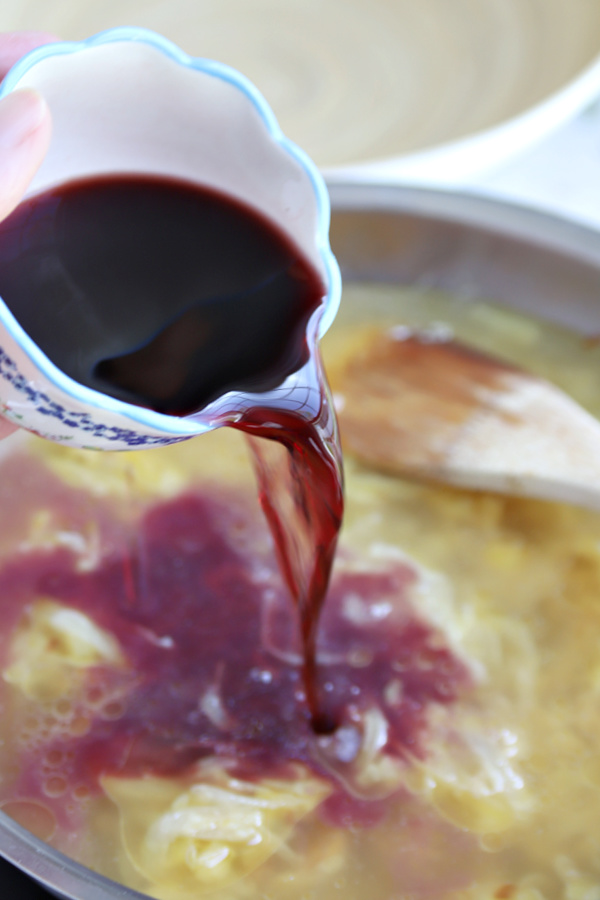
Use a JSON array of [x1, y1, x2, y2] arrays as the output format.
[[1, 284, 600, 899]]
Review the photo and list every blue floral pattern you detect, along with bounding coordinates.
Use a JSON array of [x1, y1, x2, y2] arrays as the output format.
[[0, 346, 187, 448]]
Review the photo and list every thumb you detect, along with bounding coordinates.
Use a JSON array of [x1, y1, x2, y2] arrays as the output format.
[[0, 88, 51, 439], [0, 88, 51, 222]]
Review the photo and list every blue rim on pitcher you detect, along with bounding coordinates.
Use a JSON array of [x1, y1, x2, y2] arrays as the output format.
[[0, 27, 341, 443]]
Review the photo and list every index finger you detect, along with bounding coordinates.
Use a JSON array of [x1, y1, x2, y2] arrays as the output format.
[[0, 31, 58, 80]]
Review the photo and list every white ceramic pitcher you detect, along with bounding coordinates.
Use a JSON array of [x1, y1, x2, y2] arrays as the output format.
[[0, 27, 341, 450]]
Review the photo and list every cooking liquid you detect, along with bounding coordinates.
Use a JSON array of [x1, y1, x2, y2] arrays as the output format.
[[2, 283, 600, 898], [0, 175, 344, 729]]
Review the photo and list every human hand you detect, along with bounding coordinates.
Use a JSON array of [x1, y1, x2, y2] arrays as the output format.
[[0, 31, 55, 438]]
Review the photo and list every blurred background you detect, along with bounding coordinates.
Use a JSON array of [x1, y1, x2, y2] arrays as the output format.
[[3, 0, 600, 221]]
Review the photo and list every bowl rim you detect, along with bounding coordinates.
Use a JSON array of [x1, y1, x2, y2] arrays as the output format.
[[324, 48, 600, 185], [326, 180, 600, 268]]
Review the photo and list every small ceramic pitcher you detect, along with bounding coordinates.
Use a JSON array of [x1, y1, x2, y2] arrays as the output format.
[[0, 27, 341, 450]]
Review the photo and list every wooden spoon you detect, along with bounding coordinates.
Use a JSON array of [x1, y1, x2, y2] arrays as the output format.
[[334, 326, 600, 510]]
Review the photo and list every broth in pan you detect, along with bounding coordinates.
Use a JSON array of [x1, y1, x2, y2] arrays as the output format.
[[0, 284, 599, 899]]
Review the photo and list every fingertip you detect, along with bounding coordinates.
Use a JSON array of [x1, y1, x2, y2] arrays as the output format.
[[0, 31, 59, 79], [0, 88, 50, 148], [0, 416, 18, 440]]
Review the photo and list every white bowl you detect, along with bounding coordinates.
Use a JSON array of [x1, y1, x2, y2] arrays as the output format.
[[5, 0, 600, 182]]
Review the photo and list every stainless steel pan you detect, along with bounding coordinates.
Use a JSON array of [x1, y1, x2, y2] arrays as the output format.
[[4, 181, 600, 899]]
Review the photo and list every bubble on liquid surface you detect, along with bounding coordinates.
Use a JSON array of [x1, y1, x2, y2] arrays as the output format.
[[1, 799, 56, 840], [72, 783, 90, 800], [43, 775, 68, 798], [53, 698, 74, 719], [43, 748, 65, 769], [99, 700, 125, 721], [84, 686, 106, 709]]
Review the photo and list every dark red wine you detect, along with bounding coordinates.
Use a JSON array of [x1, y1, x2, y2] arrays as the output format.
[[0, 176, 323, 413], [0, 175, 344, 729], [0, 477, 468, 794]]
